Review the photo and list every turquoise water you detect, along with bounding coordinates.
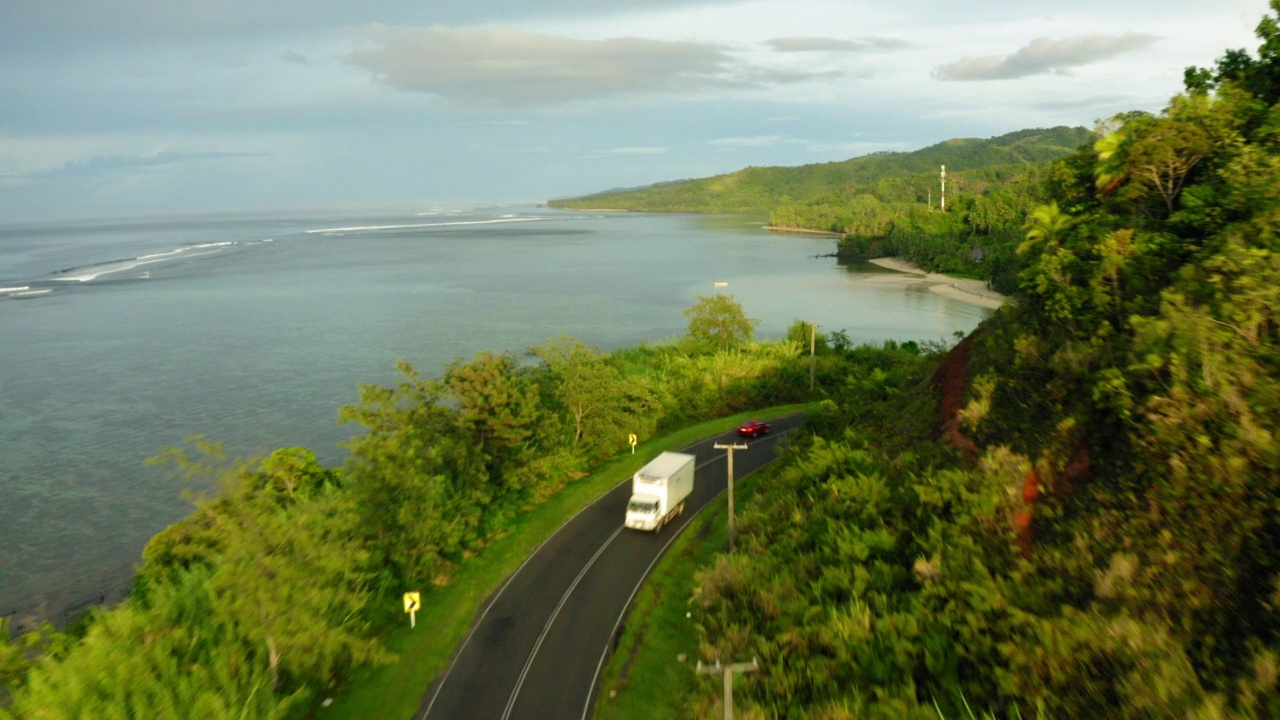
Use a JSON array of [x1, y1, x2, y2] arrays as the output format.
[[0, 207, 990, 622]]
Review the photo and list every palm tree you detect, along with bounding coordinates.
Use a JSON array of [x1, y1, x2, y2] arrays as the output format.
[[1018, 202, 1073, 256]]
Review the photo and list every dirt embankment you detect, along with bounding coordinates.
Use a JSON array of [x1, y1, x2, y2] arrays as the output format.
[[931, 332, 1091, 557], [931, 334, 979, 458]]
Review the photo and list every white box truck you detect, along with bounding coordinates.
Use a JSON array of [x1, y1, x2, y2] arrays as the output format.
[[625, 451, 696, 532]]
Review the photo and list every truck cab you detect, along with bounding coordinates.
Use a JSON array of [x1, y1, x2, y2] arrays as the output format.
[[625, 494, 663, 531], [624, 451, 696, 533]]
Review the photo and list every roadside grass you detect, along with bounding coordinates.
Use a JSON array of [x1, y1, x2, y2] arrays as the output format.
[[316, 403, 816, 720], [593, 456, 778, 720]]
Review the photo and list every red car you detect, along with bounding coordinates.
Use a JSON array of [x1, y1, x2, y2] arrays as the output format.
[[737, 419, 771, 438]]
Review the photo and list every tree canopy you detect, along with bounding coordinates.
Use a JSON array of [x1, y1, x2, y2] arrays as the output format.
[[682, 293, 760, 347]]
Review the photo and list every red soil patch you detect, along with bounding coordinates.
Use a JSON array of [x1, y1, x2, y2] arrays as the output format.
[[1017, 470, 1041, 557], [1058, 442, 1092, 495], [1012, 508, 1034, 557], [931, 334, 979, 457], [1022, 470, 1041, 504]]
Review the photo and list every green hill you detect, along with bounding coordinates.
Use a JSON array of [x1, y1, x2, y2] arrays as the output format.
[[548, 126, 1093, 213]]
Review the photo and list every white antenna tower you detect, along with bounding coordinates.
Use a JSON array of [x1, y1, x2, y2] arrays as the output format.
[[940, 164, 947, 212]]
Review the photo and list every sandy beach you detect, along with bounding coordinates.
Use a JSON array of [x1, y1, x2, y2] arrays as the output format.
[[866, 257, 1008, 310]]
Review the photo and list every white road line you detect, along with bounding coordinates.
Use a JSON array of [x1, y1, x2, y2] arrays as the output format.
[[420, 437, 734, 718], [501, 526, 624, 720], [578, 427, 795, 720], [418, 476, 633, 719], [420, 421, 797, 720], [501, 456, 726, 720], [577, 516, 689, 720]]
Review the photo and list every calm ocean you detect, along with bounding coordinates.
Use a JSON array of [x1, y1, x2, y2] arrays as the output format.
[[0, 206, 991, 623]]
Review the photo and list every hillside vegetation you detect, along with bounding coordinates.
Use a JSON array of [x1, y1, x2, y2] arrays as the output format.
[[667, 4, 1280, 718], [550, 127, 1089, 215]]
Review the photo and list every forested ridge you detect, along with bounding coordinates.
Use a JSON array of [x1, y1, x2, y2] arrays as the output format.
[[6, 5, 1280, 719], [549, 126, 1088, 215]]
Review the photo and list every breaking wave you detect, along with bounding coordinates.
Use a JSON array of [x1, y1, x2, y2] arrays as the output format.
[[304, 216, 551, 235], [50, 242, 237, 283]]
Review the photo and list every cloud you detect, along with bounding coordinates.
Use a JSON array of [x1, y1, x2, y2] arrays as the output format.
[[767, 36, 909, 53], [282, 49, 309, 65], [177, 101, 344, 119], [2, 0, 715, 40], [711, 135, 784, 147], [600, 146, 667, 155], [14, 151, 266, 181], [347, 25, 830, 106], [934, 33, 1160, 81], [1033, 94, 1132, 111], [803, 140, 908, 156]]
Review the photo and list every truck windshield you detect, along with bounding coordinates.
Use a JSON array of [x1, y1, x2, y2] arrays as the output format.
[[627, 499, 657, 513]]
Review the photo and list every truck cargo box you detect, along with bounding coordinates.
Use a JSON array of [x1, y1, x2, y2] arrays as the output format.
[[625, 451, 695, 532]]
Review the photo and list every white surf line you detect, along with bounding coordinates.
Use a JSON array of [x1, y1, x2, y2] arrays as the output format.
[[50, 249, 227, 282], [577, 429, 797, 720], [305, 217, 545, 234], [501, 525, 625, 720]]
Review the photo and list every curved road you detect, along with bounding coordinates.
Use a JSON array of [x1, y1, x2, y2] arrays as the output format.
[[416, 415, 802, 720]]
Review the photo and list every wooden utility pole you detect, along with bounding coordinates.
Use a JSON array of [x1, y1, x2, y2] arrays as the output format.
[[696, 657, 759, 720], [713, 442, 748, 553], [808, 322, 821, 391]]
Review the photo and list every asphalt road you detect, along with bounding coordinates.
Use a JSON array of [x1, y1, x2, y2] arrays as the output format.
[[415, 414, 803, 720]]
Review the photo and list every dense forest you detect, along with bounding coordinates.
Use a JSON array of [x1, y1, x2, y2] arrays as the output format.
[[7, 3, 1280, 718]]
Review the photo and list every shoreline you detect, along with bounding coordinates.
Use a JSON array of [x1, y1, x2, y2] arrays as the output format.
[[5, 219, 997, 630], [762, 225, 844, 237], [866, 257, 1008, 310]]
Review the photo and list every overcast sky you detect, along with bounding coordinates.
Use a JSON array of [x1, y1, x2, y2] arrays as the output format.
[[0, 0, 1267, 221]]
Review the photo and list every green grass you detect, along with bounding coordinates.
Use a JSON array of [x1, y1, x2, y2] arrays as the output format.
[[316, 403, 816, 720], [593, 456, 778, 720]]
